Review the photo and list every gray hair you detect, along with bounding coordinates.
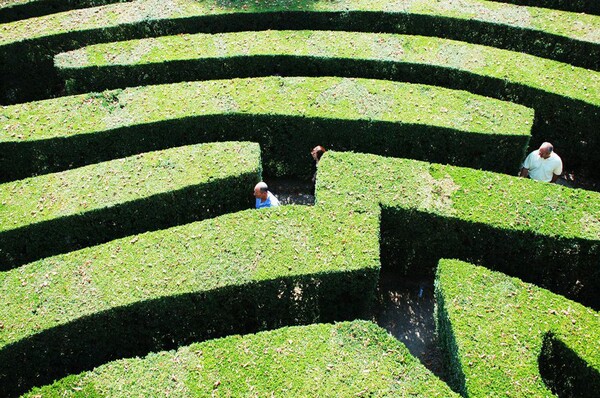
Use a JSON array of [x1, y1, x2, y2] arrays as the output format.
[[254, 181, 268, 193]]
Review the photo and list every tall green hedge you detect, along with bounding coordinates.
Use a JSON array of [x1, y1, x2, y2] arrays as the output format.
[[0, 0, 131, 23], [483, 0, 600, 15], [2, 0, 598, 104], [316, 151, 600, 309], [0, 77, 532, 182], [435, 259, 600, 397], [23, 321, 458, 397], [0, 141, 260, 269], [0, 206, 380, 397], [52, 30, 600, 177]]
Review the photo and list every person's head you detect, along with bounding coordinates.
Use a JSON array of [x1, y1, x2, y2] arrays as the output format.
[[254, 181, 269, 200], [538, 142, 554, 159], [311, 145, 326, 162]]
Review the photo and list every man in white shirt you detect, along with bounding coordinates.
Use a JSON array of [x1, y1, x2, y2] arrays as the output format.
[[519, 142, 563, 183]]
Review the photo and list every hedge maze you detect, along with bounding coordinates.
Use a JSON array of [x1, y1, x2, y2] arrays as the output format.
[[1, 0, 599, 396]]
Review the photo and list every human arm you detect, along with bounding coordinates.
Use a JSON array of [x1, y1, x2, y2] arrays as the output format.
[[520, 151, 533, 178], [519, 168, 529, 178]]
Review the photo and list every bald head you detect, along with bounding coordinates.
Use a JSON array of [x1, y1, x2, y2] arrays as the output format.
[[254, 182, 269, 200], [538, 142, 554, 159]]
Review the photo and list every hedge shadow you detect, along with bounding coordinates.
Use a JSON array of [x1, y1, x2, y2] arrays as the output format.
[[538, 332, 600, 398], [380, 207, 600, 311], [0, 269, 376, 397], [3, 8, 599, 104], [56, 54, 599, 179]]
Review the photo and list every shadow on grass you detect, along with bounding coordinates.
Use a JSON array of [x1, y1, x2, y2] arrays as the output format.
[[56, 54, 599, 181], [539, 332, 600, 398], [0, 174, 256, 270], [379, 207, 600, 311], [0, 268, 377, 397]]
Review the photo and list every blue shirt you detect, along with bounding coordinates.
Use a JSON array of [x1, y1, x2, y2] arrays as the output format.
[[255, 191, 280, 209]]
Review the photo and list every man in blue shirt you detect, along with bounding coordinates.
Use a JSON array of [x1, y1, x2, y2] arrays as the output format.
[[254, 182, 280, 209]]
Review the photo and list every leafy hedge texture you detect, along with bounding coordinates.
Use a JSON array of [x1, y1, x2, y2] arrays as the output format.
[[1, 0, 599, 396], [0, 206, 380, 396], [435, 259, 600, 397], [0, 77, 532, 182], [2, 0, 599, 104], [316, 151, 600, 309], [0, 141, 260, 269], [0, 0, 131, 23], [51, 30, 600, 177], [485, 0, 600, 15], [23, 321, 458, 397]]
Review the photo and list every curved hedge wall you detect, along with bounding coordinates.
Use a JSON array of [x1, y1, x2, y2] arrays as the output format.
[[1, 0, 598, 396], [0, 205, 380, 396], [0, 141, 260, 269], [1, 0, 598, 104], [435, 259, 600, 397], [53, 30, 600, 177], [0, 77, 533, 182], [316, 151, 600, 309], [0, 0, 132, 23], [23, 321, 458, 397], [485, 0, 600, 15]]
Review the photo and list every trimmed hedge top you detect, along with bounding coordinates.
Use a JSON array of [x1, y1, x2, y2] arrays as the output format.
[[483, 0, 600, 15], [55, 30, 600, 108], [316, 151, 600, 241], [0, 0, 132, 23], [0, 205, 379, 350], [23, 321, 457, 397], [0, 77, 533, 143], [0, 141, 258, 233], [435, 258, 600, 396], [2, 0, 599, 47]]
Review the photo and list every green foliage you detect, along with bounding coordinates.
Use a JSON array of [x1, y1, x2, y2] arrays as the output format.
[[51, 29, 600, 177], [0, 77, 533, 183], [23, 321, 457, 397], [0, 141, 260, 269], [1, 1, 598, 396], [57, 30, 600, 108], [0, 205, 380, 396], [317, 151, 600, 308], [2, 0, 599, 105], [482, 0, 600, 15], [435, 259, 600, 397], [0, 0, 132, 24]]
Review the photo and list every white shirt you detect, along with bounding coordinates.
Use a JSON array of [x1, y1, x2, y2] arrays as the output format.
[[522, 150, 563, 182]]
